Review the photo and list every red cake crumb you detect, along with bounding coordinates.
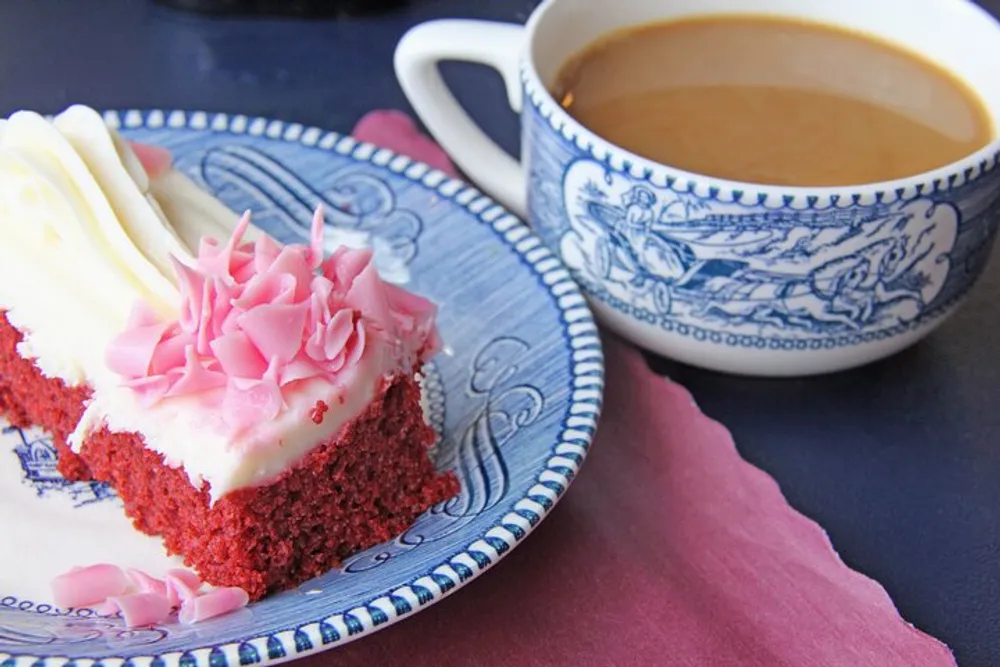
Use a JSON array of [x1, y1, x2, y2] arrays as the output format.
[[310, 400, 329, 424], [0, 310, 459, 600]]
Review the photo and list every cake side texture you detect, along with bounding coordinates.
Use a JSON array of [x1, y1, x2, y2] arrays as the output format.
[[0, 311, 93, 480]]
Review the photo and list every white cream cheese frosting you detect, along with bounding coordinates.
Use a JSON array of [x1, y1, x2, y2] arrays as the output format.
[[0, 105, 437, 501]]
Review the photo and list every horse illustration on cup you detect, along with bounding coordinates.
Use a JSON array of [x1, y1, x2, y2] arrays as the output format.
[[560, 164, 959, 335]]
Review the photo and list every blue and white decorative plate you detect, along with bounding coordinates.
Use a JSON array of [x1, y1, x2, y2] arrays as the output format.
[[0, 110, 603, 666]]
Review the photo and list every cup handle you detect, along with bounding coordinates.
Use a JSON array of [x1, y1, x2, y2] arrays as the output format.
[[395, 20, 527, 218]]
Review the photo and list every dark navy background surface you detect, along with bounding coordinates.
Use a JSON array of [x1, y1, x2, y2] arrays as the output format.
[[0, 0, 996, 663]]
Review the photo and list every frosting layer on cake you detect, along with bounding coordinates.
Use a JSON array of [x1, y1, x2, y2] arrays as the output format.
[[0, 105, 440, 501], [0, 106, 187, 383]]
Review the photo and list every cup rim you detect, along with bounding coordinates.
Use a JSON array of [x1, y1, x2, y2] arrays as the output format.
[[521, 0, 1000, 206]]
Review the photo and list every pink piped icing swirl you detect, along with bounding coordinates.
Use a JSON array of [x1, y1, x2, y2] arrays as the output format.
[[106, 206, 440, 438]]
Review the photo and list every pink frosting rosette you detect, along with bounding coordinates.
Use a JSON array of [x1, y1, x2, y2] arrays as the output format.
[[106, 206, 440, 437]]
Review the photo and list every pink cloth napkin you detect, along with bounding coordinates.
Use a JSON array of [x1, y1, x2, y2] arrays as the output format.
[[315, 111, 959, 666]]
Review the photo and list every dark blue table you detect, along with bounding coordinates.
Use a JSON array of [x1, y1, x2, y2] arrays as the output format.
[[0, 1, 996, 664]]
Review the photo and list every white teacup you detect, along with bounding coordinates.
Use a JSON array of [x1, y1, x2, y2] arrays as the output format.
[[395, 0, 1000, 376]]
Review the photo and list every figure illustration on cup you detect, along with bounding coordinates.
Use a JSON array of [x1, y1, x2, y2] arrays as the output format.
[[395, 0, 1000, 376]]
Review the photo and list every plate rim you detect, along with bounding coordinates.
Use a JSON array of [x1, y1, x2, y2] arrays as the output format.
[[0, 108, 605, 666]]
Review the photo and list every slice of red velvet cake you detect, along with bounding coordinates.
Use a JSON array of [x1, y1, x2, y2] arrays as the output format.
[[0, 105, 457, 601]]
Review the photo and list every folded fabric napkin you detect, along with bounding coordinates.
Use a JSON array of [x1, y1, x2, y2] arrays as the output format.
[[321, 111, 958, 666]]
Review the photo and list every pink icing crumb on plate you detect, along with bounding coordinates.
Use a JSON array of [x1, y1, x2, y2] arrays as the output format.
[[51, 564, 248, 627], [105, 593, 173, 628], [179, 587, 251, 625], [167, 568, 202, 590], [51, 563, 129, 608], [165, 570, 201, 608], [128, 140, 173, 179], [126, 567, 169, 596]]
